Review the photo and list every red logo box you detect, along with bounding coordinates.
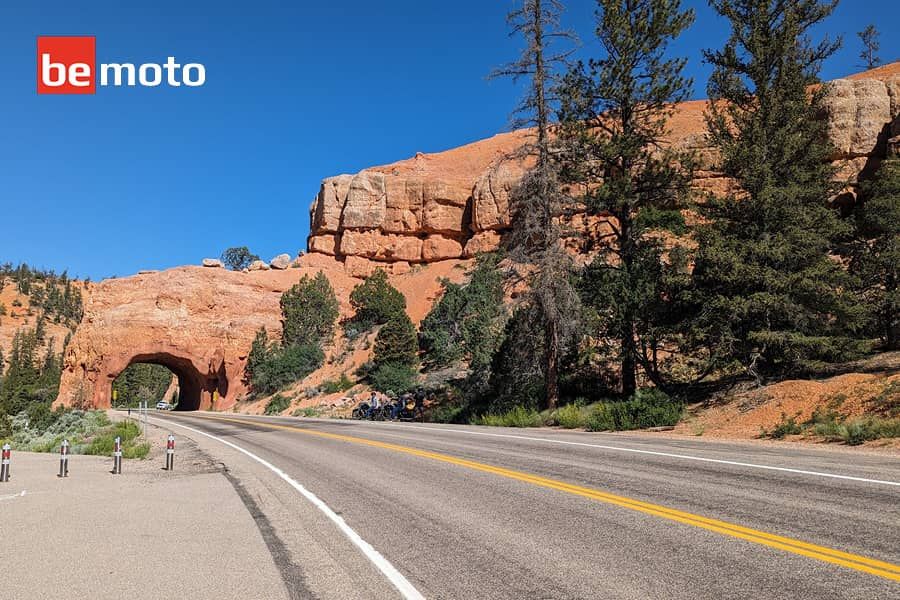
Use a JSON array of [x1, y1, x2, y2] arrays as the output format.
[[37, 36, 96, 94]]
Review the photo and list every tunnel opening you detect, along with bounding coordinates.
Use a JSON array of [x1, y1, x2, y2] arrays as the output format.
[[110, 353, 228, 411]]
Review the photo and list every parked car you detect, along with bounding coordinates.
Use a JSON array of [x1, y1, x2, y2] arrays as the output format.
[[156, 401, 174, 410]]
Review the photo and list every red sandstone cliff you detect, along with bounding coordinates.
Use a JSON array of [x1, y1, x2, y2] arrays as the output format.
[[307, 63, 900, 272]]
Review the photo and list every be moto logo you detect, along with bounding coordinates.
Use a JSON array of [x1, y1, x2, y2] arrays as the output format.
[[37, 36, 206, 94]]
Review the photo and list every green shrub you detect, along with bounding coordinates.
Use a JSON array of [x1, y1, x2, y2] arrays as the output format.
[[585, 389, 682, 432], [281, 272, 340, 347], [349, 269, 406, 330], [123, 442, 150, 459], [767, 413, 803, 439], [370, 363, 418, 395], [474, 406, 543, 428], [420, 254, 505, 371], [264, 394, 291, 415], [431, 404, 466, 424], [321, 373, 354, 394], [374, 314, 419, 368], [84, 420, 144, 457], [555, 404, 587, 429], [25, 402, 63, 432], [838, 417, 900, 446], [250, 343, 324, 395]]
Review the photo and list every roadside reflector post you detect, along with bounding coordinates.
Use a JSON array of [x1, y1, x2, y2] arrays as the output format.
[[1, 443, 11, 482], [165, 434, 175, 471], [58, 439, 69, 478], [112, 436, 122, 475]]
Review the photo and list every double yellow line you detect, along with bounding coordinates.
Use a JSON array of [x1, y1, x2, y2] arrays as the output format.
[[181, 413, 900, 583]]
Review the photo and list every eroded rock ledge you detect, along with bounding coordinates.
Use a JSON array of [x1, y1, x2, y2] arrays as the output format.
[[308, 64, 900, 276]]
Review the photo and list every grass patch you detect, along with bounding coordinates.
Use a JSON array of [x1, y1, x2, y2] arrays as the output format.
[[761, 412, 803, 440], [585, 389, 683, 432], [264, 394, 291, 415], [83, 420, 150, 459], [473, 406, 543, 428], [554, 403, 588, 429], [764, 395, 900, 445], [834, 418, 900, 446], [292, 406, 321, 417]]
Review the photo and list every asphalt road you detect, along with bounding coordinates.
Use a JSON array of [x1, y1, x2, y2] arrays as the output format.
[[153, 412, 900, 599]]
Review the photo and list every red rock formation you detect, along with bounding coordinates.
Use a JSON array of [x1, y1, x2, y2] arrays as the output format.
[[55, 256, 469, 411], [56, 258, 362, 411], [306, 63, 900, 270]]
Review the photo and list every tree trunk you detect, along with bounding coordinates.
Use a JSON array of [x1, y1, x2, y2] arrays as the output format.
[[545, 316, 560, 410], [888, 310, 899, 351], [621, 333, 636, 397]]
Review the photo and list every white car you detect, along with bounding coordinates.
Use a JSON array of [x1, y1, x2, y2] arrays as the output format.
[[156, 401, 174, 411]]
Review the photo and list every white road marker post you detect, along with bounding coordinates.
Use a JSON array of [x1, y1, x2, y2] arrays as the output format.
[[1, 443, 11, 482], [165, 434, 175, 471], [58, 439, 69, 478], [112, 436, 122, 475]]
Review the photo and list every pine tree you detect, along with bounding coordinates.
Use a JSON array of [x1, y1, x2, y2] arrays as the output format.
[[492, 0, 579, 409], [0, 328, 40, 414], [692, 0, 865, 379], [858, 24, 881, 70], [852, 158, 900, 350], [221, 246, 260, 271], [244, 327, 270, 384], [281, 272, 340, 347], [373, 314, 419, 368], [349, 269, 406, 330], [557, 0, 695, 395]]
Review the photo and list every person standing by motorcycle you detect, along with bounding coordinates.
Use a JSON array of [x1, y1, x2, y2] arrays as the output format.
[[413, 387, 426, 421], [367, 391, 381, 419], [393, 392, 410, 420]]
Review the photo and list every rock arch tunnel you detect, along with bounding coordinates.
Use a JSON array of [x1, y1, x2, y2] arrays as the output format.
[[113, 352, 229, 411], [52, 266, 304, 413]]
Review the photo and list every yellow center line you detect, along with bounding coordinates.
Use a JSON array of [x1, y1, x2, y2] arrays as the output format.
[[177, 413, 900, 583]]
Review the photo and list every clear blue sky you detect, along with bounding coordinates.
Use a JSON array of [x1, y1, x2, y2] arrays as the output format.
[[2, 0, 897, 280]]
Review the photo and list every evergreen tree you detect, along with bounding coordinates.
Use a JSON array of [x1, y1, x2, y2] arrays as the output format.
[[349, 269, 406, 330], [692, 0, 864, 379], [852, 158, 900, 350], [492, 0, 579, 409], [420, 254, 507, 394], [221, 246, 260, 271], [244, 327, 270, 385], [557, 0, 695, 395], [857, 24, 881, 70], [0, 328, 41, 415], [281, 272, 340, 347], [486, 303, 547, 412], [374, 314, 419, 368]]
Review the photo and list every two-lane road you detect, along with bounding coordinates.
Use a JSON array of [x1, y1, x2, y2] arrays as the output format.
[[154, 412, 900, 599]]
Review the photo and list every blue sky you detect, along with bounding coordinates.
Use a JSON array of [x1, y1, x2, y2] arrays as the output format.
[[1, 0, 897, 280]]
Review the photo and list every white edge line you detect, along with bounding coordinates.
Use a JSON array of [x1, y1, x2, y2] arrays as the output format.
[[153, 416, 426, 600], [347, 421, 900, 488]]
